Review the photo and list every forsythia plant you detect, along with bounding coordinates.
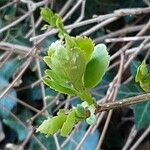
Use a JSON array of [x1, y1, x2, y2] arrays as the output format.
[[37, 8, 110, 137]]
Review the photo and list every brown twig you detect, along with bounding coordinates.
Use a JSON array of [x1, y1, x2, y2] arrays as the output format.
[[96, 93, 150, 113]]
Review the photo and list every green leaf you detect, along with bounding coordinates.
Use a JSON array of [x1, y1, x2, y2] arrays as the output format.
[[65, 34, 77, 49], [44, 40, 87, 91], [75, 105, 86, 118], [37, 114, 67, 136], [131, 102, 150, 129], [86, 114, 96, 125], [45, 69, 72, 89], [135, 61, 148, 82], [135, 60, 150, 92], [40, 7, 54, 26], [60, 110, 76, 137], [43, 77, 76, 96], [40, 7, 65, 35], [43, 42, 69, 81], [78, 90, 94, 105], [56, 15, 65, 32], [83, 44, 110, 88], [74, 36, 94, 63]]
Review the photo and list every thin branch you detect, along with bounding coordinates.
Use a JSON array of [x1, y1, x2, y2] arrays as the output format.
[[96, 93, 150, 113], [59, 0, 75, 16], [110, 19, 150, 62], [19, 126, 35, 150], [75, 126, 93, 150], [0, 58, 32, 100], [105, 35, 150, 43], [122, 126, 137, 150], [0, 104, 47, 150], [7, 94, 40, 113], [30, 7, 150, 41], [54, 134, 61, 150], [130, 126, 150, 150], [81, 17, 119, 36], [96, 52, 125, 149], [96, 110, 113, 150], [0, 1, 46, 34], [114, 7, 150, 16], [62, 0, 83, 22], [94, 24, 145, 43], [0, 0, 17, 11]]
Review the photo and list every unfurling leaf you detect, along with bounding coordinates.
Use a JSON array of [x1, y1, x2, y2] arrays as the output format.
[[83, 44, 110, 88], [86, 114, 96, 125], [75, 105, 86, 118], [37, 113, 67, 136], [43, 77, 76, 96], [40, 7, 66, 36], [74, 36, 94, 63], [61, 110, 76, 137], [135, 60, 150, 92]]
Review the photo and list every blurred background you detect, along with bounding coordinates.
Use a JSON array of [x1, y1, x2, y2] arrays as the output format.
[[0, 0, 150, 150]]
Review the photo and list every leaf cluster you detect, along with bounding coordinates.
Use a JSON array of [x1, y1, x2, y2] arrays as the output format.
[[41, 8, 110, 105], [40, 7, 66, 37], [37, 7, 110, 137], [37, 106, 87, 137]]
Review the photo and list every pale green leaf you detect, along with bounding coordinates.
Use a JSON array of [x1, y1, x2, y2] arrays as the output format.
[[135, 60, 148, 82], [37, 115, 66, 136], [65, 34, 77, 49], [135, 60, 150, 92], [56, 15, 65, 32], [74, 36, 94, 63], [86, 114, 96, 125], [75, 105, 86, 118], [40, 7, 65, 35], [41, 24, 49, 30], [40, 7, 54, 26], [60, 110, 76, 137], [83, 44, 110, 88], [43, 77, 76, 96], [45, 69, 72, 89]]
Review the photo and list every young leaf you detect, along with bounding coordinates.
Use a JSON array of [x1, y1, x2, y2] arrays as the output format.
[[65, 34, 77, 49], [75, 105, 86, 118], [43, 77, 76, 96], [135, 60, 148, 82], [40, 7, 66, 36], [40, 7, 54, 26], [45, 69, 73, 89], [37, 114, 67, 136], [86, 114, 96, 125], [60, 110, 76, 137], [44, 41, 87, 90], [135, 60, 150, 92], [74, 36, 94, 63], [83, 44, 110, 88]]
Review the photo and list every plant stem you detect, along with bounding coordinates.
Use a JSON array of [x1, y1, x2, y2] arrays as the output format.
[[96, 93, 150, 113]]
